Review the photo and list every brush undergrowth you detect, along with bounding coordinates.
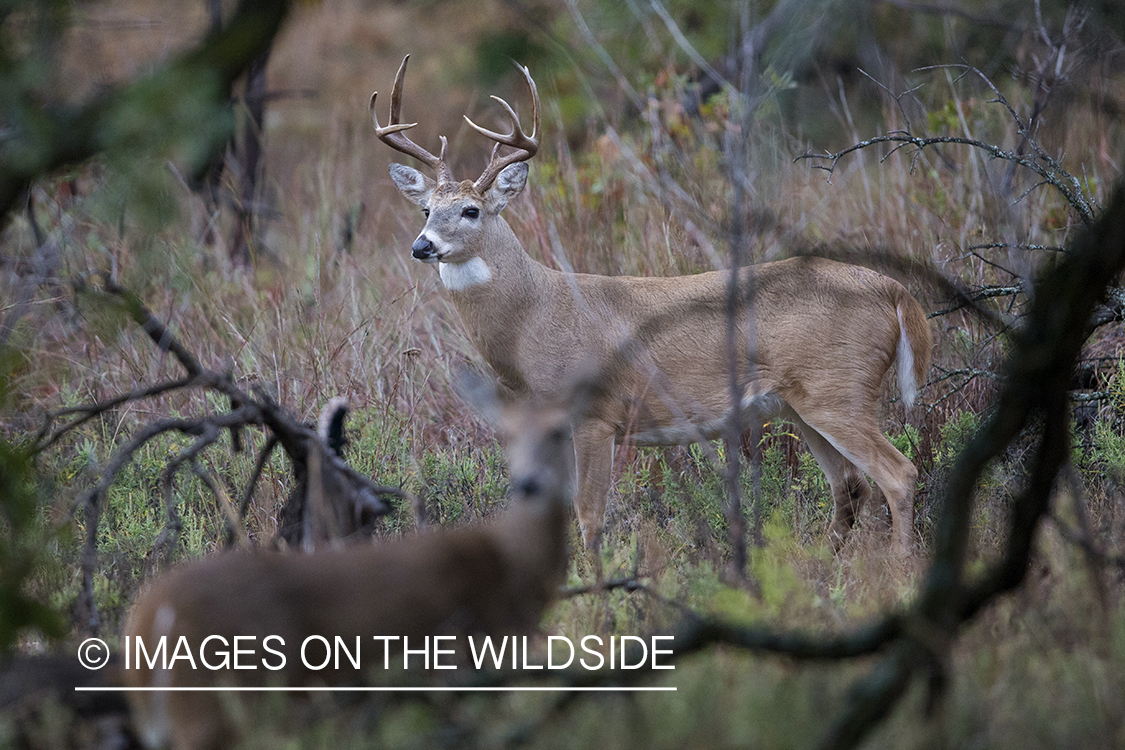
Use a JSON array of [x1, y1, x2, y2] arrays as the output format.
[[2, 0, 1125, 747]]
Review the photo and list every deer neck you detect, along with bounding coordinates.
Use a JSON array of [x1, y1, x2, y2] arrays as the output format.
[[442, 219, 550, 392], [439, 218, 542, 294], [494, 497, 570, 600]]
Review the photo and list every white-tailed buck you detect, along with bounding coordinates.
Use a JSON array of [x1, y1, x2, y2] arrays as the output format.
[[123, 381, 581, 750], [373, 56, 932, 555]]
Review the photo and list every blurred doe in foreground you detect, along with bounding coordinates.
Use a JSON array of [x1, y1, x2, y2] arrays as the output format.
[[122, 375, 587, 750]]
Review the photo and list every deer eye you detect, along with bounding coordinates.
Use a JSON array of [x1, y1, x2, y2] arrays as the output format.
[[462, 206, 480, 219], [422, 208, 430, 218]]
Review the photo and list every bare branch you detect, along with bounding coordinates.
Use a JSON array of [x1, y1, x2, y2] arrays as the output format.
[[62, 279, 404, 633], [101, 278, 204, 378], [34, 376, 198, 453], [801, 63, 1098, 227], [153, 424, 224, 563], [967, 242, 1066, 253], [928, 285, 1023, 318], [235, 434, 279, 524], [191, 459, 252, 550], [857, 68, 925, 133], [560, 575, 644, 598]]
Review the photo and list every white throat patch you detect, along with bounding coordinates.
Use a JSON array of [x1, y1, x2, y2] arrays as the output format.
[[439, 257, 492, 291]]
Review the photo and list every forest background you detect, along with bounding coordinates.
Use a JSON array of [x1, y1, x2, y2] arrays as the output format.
[[2, 0, 1125, 747]]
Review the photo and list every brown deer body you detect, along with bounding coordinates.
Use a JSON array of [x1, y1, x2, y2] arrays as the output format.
[[123, 385, 578, 750], [374, 56, 932, 555]]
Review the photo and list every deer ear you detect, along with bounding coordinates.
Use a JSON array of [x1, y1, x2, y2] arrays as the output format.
[[457, 369, 504, 426], [486, 162, 528, 215], [389, 164, 435, 205], [566, 369, 607, 424]]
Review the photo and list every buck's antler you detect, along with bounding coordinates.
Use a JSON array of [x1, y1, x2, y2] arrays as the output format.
[[466, 63, 541, 193], [370, 55, 454, 184]]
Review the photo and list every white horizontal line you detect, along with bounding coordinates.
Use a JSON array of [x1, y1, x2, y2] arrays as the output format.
[[76, 686, 676, 693]]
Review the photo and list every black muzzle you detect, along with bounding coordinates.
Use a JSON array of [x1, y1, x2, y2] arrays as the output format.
[[412, 237, 436, 261]]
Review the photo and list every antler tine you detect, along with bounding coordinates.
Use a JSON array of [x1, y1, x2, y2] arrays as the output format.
[[469, 62, 541, 192], [371, 55, 453, 181], [388, 53, 409, 126]]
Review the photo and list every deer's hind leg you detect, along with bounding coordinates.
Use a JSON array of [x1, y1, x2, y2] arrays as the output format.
[[783, 406, 872, 552], [785, 397, 917, 555]]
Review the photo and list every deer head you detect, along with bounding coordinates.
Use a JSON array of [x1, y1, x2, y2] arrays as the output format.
[[122, 376, 586, 750], [372, 55, 540, 275]]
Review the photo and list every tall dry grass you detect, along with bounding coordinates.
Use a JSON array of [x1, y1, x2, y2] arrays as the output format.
[[3, 1, 1125, 745]]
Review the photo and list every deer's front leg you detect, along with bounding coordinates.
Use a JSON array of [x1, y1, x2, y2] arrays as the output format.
[[572, 421, 616, 551]]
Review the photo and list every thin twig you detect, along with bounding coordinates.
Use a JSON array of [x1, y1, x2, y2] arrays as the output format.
[[929, 285, 1023, 318], [35, 376, 199, 452], [966, 242, 1066, 253], [561, 575, 644, 598]]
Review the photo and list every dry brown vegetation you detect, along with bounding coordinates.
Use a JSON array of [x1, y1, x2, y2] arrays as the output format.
[[3, 0, 1125, 748]]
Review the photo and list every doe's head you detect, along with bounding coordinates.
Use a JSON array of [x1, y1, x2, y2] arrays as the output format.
[[459, 370, 604, 507]]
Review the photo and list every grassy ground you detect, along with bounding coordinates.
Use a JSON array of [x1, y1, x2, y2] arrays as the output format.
[[3, 1, 1125, 747]]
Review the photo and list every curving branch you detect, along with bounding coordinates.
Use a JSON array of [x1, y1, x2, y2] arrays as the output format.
[[0, 0, 292, 226], [798, 128, 1095, 227], [62, 279, 408, 635], [797, 64, 1098, 227]]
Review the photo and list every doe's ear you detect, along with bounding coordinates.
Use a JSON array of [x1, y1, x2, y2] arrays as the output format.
[[565, 369, 608, 424], [485, 162, 528, 215], [456, 369, 504, 427], [389, 164, 435, 206]]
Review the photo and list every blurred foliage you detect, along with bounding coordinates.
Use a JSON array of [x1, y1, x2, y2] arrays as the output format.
[[0, 0, 291, 649], [0, 0, 289, 222], [474, 28, 548, 85], [0, 438, 66, 651], [495, 0, 1124, 148]]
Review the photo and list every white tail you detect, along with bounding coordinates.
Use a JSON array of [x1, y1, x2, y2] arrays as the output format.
[[896, 304, 920, 409], [122, 386, 579, 750], [374, 56, 933, 556]]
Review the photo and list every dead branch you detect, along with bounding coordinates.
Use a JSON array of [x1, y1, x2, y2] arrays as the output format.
[[233, 433, 279, 537], [967, 242, 1066, 253], [800, 127, 1094, 226], [53, 278, 407, 635], [560, 575, 644, 598], [928, 284, 1023, 318], [798, 63, 1097, 227]]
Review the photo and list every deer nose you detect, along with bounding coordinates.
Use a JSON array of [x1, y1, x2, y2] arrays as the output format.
[[516, 476, 541, 497], [412, 236, 435, 260]]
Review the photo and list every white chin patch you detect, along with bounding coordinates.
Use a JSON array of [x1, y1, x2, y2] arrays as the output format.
[[439, 257, 492, 291]]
